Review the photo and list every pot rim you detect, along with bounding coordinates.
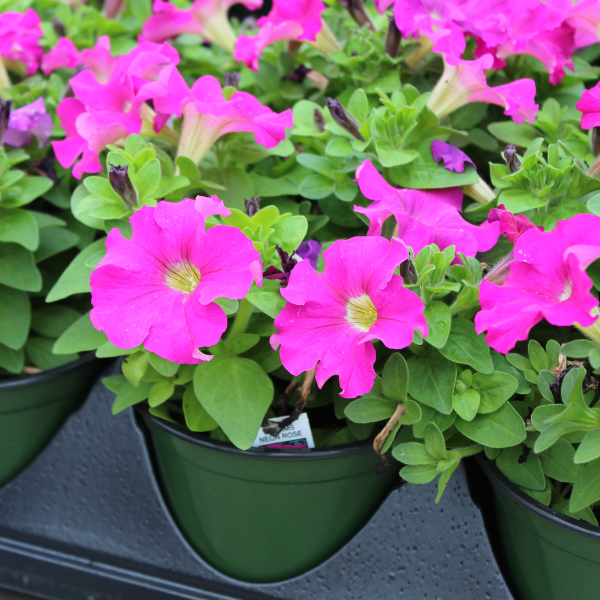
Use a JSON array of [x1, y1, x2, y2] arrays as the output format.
[[476, 454, 600, 540], [136, 404, 375, 460], [0, 352, 100, 391]]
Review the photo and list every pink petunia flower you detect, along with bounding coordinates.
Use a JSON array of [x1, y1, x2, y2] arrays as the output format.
[[90, 196, 262, 364], [143, 0, 263, 53], [576, 81, 600, 130], [3, 97, 53, 148], [355, 159, 499, 259], [145, 67, 293, 165], [487, 204, 543, 244], [427, 48, 539, 124], [42, 36, 117, 82], [431, 140, 476, 173], [52, 40, 180, 178], [475, 214, 600, 354], [234, 0, 340, 72], [567, 0, 600, 48], [472, 0, 575, 85], [271, 236, 428, 398], [0, 9, 43, 78]]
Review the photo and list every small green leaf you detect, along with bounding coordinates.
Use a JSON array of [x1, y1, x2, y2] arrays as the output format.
[[228, 333, 260, 355], [0, 342, 24, 373], [455, 403, 526, 448], [424, 422, 447, 460], [541, 438, 579, 483], [0, 285, 30, 349], [423, 301, 451, 349], [31, 305, 80, 339], [381, 352, 408, 402], [0, 243, 41, 292], [345, 397, 397, 423], [496, 446, 546, 491], [439, 318, 493, 373], [528, 340, 548, 372], [472, 371, 518, 414], [570, 459, 600, 513], [0, 208, 38, 250], [183, 386, 218, 432], [112, 380, 152, 414], [148, 380, 176, 407], [193, 356, 274, 450], [408, 348, 456, 414], [452, 389, 480, 421], [246, 280, 286, 318], [53, 312, 108, 354], [575, 430, 600, 464], [122, 351, 150, 387], [26, 337, 78, 370], [149, 353, 179, 377], [561, 340, 598, 358], [393, 442, 437, 465], [400, 463, 438, 484]]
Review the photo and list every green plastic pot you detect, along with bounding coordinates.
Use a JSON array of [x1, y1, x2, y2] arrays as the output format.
[[138, 406, 398, 583], [0, 354, 105, 488], [477, 455, 600, 600]]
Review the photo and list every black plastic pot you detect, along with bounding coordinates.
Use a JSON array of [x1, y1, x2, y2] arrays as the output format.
[[138, 405, 398, 583], [477, 454, 600, 600], [0, 354, 106, 488]]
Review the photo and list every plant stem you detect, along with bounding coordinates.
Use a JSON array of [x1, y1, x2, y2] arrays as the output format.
[[227, 298, 253, 340]]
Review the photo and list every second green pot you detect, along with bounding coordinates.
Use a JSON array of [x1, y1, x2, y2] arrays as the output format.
[[477, 455, 600, 600], [139, 406, 398, 583], [0, 354, 106, 488]]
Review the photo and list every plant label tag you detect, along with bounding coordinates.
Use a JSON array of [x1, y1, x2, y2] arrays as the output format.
[[252, 413, 315, 449]]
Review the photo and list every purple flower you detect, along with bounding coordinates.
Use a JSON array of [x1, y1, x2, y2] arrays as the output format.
[[4, 98, 53, 148], [431, 140, 477, 173], [297, 240, 322, 270]]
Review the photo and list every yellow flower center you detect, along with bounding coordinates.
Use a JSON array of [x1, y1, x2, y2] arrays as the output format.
[[346, 294, 378, 332], [165, 261, 200, 294]]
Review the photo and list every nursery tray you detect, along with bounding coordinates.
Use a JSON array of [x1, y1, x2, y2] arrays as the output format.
[[0, 361, 516, 600]]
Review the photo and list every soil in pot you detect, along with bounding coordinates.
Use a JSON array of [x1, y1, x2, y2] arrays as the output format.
[[0, 354, 107, 488], [138, 405, 398, 583], [475, 455, 600, 600]]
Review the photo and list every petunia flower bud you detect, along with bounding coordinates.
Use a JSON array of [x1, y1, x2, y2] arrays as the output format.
[[52, 18, 67, 38], [385, 16, 402, 58], [0, 99, 12, 146], [244, 195, 260, 217], [314, 108, 326, 132], [108, 164, 138, 210], [338, 0, 374, 30], [503, 145, 521, 173], [263, 245, 299, 287], [400, 258, 418, 285], [326, 97, 364, 141], [223, 72, 241, 89], [592, 126, 600, 157]]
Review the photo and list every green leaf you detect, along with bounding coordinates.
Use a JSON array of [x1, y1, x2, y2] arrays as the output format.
[[408, 348, 456, 414], [246, 280, 286, 318], [53, 312, 108, 354], [345, 397, 397, 423], [112, 380, 152, 415], [541, 438, 579, 483], [472, 371, 518, 414], [326, 138, 353, 157], [487, 121, 541, 147], [46, 238, 107, 302], [333, 179, 358, 202], [175, 156, 200, 181], [452, 388, 480, 421], [0, 208, 38, 250], [31, 305, 80, 339], [400, 463, 438, 484], [0, 342, 24, 373], [570, 459, 600, 513], [393, 442, 437, 465], [439, 319, 493, 373], [149, 353, 179, 377], [35, 227, 79, 263], [228, 333, 260, 355], [183, 386, 218, 432], [575, 430, 600, 464], [382, 352, 408, 402], [423, 301, 451, 349], [347, 88, 368, 122], [424, 422, 447, 460], [26, 337, 78, 370], [561, 340, 598, 358], [132, 158, 161, 199], [122, 351, 150, 387], [499, 190, 548, 213], [193, 356, 274, 450], [0, 284, 30, 349], [528, 340, 548, 372], [0, 243, 41, 292], [298, 175, 334, 199], [455, 403, 526, 448], [8, 176, 53, 206], [270, 216, 308, 254], [83, 176, 121, 202], [496, 446, 546, 491], [148, 380, 176, 408]]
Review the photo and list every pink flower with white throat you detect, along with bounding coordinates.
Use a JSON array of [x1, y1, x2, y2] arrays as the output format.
[[234, 0, 340, 72], [427, 44, 539, 124], [52, 40, 180, 178], [142, 0, 263, 53], [271, 236, 428, 398], [475, 214, 600, 354], [355, 159, 499, 260], [90, 196, 262, 364], [146, 68, 293, 165], [0, 9, 43, 80]]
